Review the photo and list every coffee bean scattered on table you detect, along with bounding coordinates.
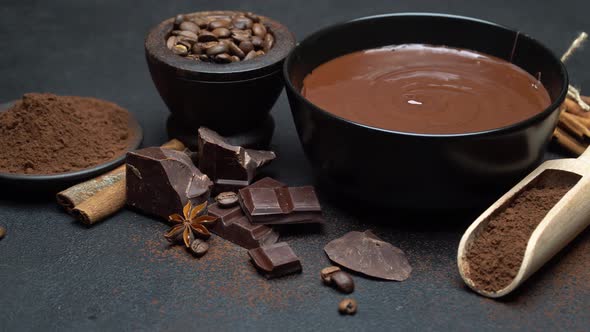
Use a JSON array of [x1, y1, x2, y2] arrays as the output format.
[[215, 192, 239, 208], [0, 226, 6, 240], [167, 12, 275, 63], [190, 238, 209, 257], [320, 266, 341, 283], [338, 298, 358, 315], [321, 266, 355, 294]]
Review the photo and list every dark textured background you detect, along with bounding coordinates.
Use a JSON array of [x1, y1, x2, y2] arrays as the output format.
[[1, 0, 589, 330]]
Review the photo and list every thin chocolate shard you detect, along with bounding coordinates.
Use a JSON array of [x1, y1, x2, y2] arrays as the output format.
[[197, 127, 276, 192], [324, 230, 412, 281], [248, 242, 302, 279], [238, 177, 324, 224], [126, 147, 213, 220], [208, 203, 279, 249]]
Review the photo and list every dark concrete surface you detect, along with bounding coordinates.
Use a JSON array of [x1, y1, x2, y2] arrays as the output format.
[[1, 0, 589, 330]]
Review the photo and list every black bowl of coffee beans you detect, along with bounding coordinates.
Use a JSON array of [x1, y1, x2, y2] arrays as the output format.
[[145, 11, 296, 135]]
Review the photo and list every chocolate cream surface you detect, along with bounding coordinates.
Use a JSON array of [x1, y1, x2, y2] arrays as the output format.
[[302, 44, 551, 134]]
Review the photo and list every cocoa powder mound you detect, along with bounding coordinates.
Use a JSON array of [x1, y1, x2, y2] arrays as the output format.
[[464, 171, 579, 293], [0, 93, 133, 174]]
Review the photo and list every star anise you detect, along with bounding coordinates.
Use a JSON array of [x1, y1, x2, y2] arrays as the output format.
[[164, 201, 217, 248]]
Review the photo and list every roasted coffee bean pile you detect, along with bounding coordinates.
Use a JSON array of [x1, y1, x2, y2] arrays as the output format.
[[166, 12, 275, 63]]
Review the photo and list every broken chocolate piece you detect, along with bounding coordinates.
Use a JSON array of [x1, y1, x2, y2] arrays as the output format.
[[238, 177, 324, 224], [126, 147, 213, 220], [324, 230, 411, 281], [248, 242, 302, 278], [197, 127, 275, 192], [208, 203, 279, 249]]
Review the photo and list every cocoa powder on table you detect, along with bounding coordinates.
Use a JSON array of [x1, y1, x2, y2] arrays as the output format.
[[464, 171, 580, 293], [0, 93, 133, 175]]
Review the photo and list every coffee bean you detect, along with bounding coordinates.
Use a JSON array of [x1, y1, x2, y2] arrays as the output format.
[[232, 16, 254, 30], [172, 44, 188, 56], [321, 267, 355, 294], [190, 238, 209, 257], [331, 271, 355, 294], [177, 39, 193, 49], [169, 12, 270, 63], [227, 41, 245, 58], [245, 12, 261, 23], [206, 43, 229, 56], [216, 192, 239, 207], [251, 36, 264, 49], [232, 28, 252, 36], [212, 27, 231, 38], [263, 33, 275, 52], [177, 35, 197, 43], [209, 19, 231, 30], [176, 30, 198, 40], [218, 38, 232, 46], [214, 15, 232, 22], [191, 17, 208, 28], [200, 41, 219, 50], [338, 299, 357, 315], [244, 50, 258, 61], [198, 31, 218, 43], [191, 44, 202, 55], [0, 226, 6, 240], [180, 21, 200, 34], [232, 32, 251, 43], [174, 14, 184, 28], [236, 41, 253, 55], [320, 266, 341, 283], [252, 23, 267, 38], [215, 53, 233, 63], [166, 36, 177, 50]]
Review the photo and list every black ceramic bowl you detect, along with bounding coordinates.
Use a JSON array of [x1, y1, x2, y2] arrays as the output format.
[[284, 13, 568, 210], [145, 10, 296, 136]]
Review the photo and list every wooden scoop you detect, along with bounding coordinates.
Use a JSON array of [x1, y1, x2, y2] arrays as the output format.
[[457, 147, 590, 298]]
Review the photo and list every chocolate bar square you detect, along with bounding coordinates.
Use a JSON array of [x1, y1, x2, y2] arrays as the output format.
[[208, 203, 279, 249], [238, 177, 324, 224]]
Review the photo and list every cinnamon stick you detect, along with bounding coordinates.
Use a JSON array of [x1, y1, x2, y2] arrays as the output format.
[[558, 111, 590, 140], [57, 139, 186, 225], [71, 173, 126, 224], [56, 166, 125, 210], [564, 97, 587, 117], [553, 127, 586, 156]]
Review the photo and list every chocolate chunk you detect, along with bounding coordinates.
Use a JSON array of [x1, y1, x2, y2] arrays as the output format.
[[208, 202, 279, 249], [197, 127, 275, 192], [238, 177, 324, 224], [126, 147, 213, 220], [324, 230, 412, 281], [248, 242, 302, 278]]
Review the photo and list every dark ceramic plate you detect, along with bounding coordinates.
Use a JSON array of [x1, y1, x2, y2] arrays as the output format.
[[0, 101, 143, 192]]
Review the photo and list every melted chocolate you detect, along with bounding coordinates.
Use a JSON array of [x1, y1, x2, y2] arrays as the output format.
[[302, 44, 551, 134]]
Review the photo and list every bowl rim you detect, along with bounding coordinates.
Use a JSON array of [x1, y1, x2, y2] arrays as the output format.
[[145, 10, 297, 82], [283, 12, 569, 139]]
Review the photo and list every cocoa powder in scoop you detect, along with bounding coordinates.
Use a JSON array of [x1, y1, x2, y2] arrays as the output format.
[[0, 93, 133, 175], [464, 171, 580, 292]]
